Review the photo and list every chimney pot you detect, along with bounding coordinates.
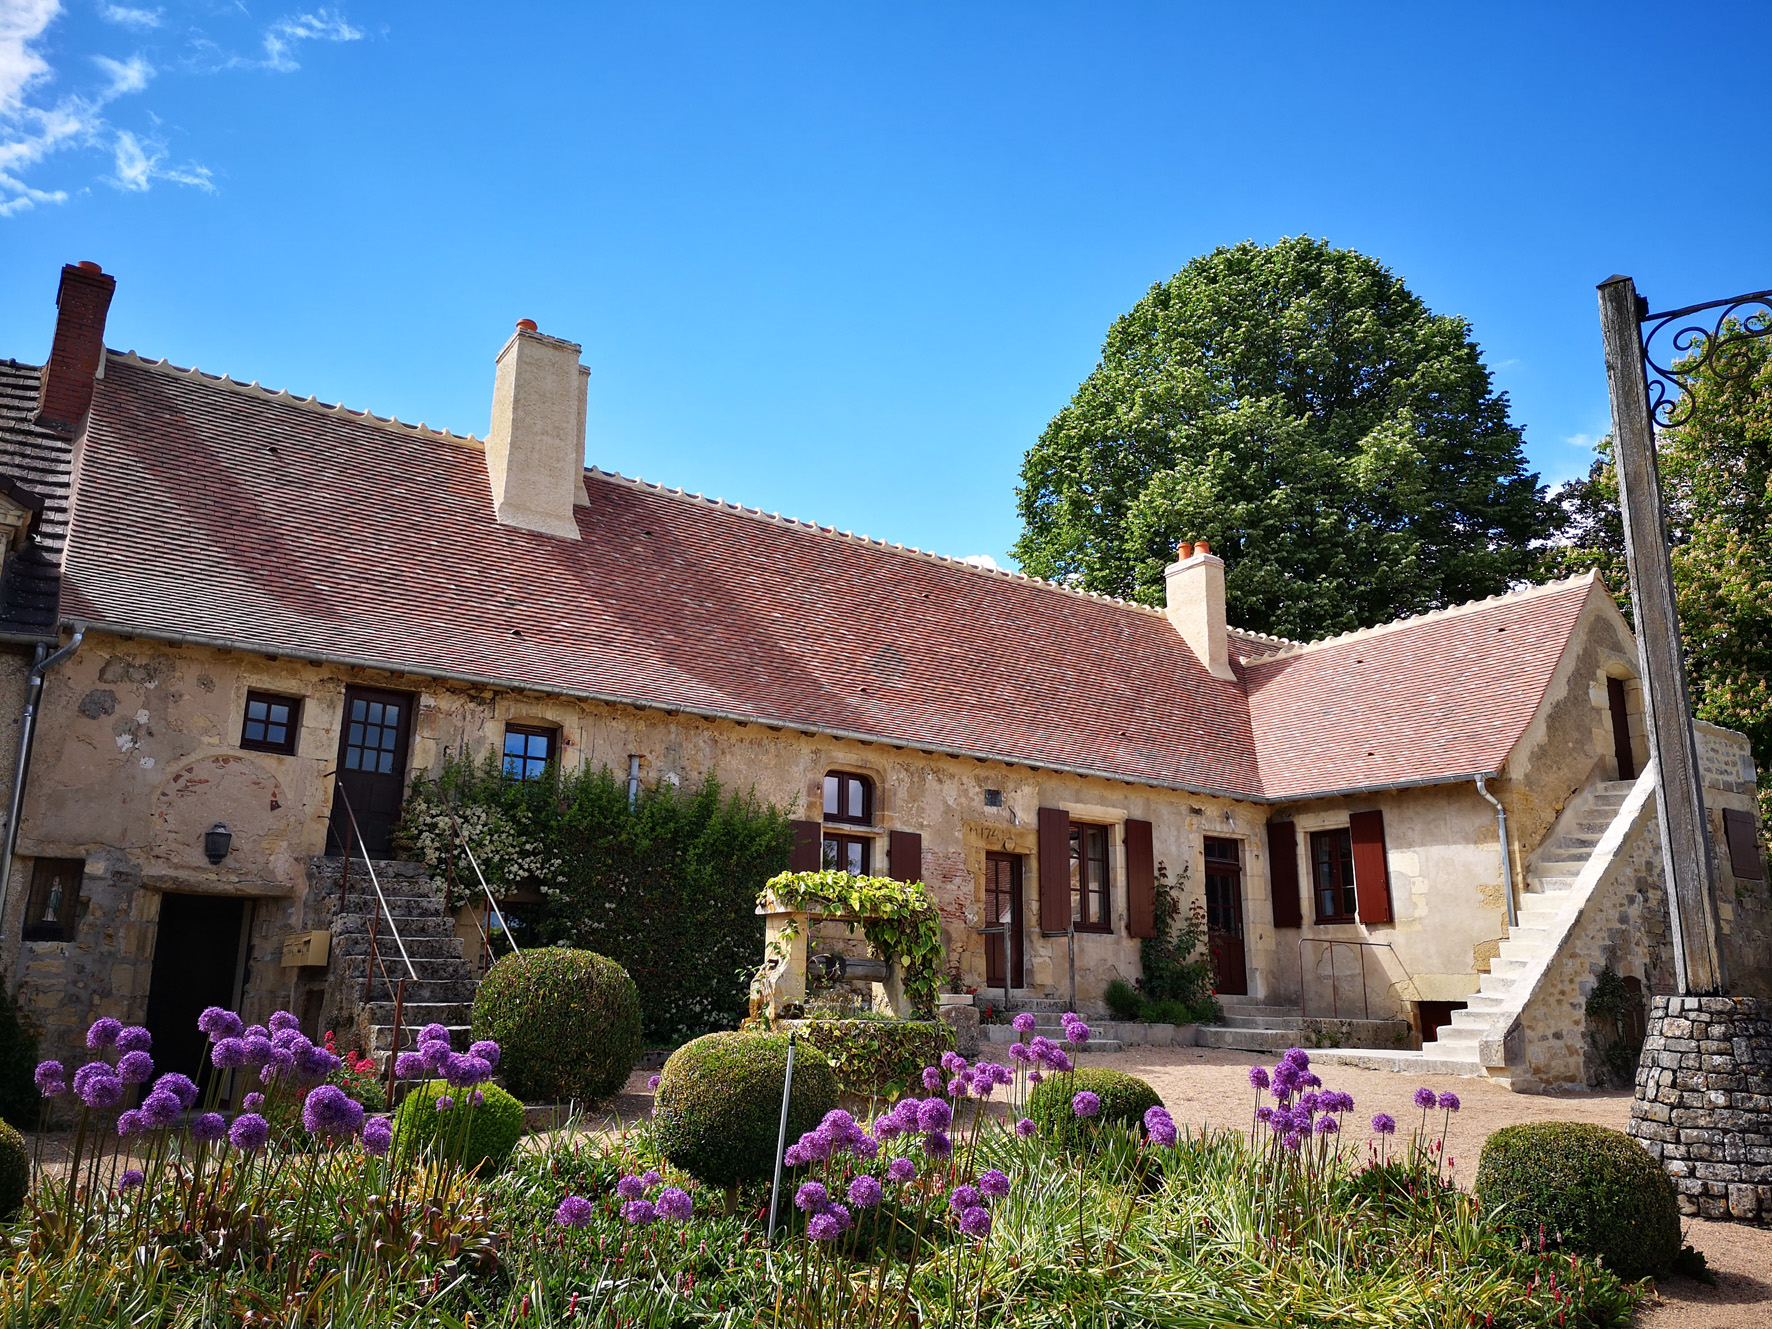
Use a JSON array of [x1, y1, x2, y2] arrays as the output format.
[[485, 323, 591, 539], [1195, 538, 1210, 555], [515, 319, 538, 332], [77, 261, 103, 273], [1177, 540, 1195, 560], [36, 261, 118, 439], [1164, 541, 1234, 680]]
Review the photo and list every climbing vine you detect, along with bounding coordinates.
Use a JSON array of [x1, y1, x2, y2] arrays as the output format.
[[760, 870, 945, 1015]]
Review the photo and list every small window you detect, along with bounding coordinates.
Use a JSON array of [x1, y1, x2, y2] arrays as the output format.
[[823, 772, 873, 825], [240, 691, 301, 755], [23, 858, 84, 942], [823, 834, 872, 876], [984, 789, 1003, 808], [1069, 823, 1112, 932], [1311, 828, 1357, 922], [502, 725, 557, 781]]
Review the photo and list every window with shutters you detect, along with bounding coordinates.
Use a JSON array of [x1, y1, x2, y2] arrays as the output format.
[[823, 772, 873, 825], [823, 834, 872, 876], [1311, 828, 1357, 922], [1069, 823, 1112, 932], [502, 725, 558, 780], [240, 691, 302, 755]]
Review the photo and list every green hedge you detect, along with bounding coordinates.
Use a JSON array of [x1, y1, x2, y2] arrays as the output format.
[[473, 949, 641, 1105], [1475, 1122, 1680, 1281], [654, 1032, 838, 1190], [393, 1080, 526, 1176], [786, 1019, 954, 1102], [1028, 1067, 1164, 1149], [0, 1121, 25, 1218]]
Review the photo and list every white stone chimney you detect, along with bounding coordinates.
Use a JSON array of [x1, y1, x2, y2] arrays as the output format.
[[485, 319, 591, 539], [1164, 539, 1235, 680]]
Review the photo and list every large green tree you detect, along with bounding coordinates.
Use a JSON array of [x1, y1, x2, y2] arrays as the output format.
[[1013, 237, 1560, 640]]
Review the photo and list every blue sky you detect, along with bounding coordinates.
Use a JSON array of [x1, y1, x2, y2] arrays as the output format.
[[2, 3, 1768, 569]]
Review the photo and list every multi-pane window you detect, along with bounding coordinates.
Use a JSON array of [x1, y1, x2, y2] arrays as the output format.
[[1311, 827, 1357, 921], [823, 834, 871, 876], [502, 725, 557, 780], [1203, 837, 1242, 936], [343, 696, 404, 774], [824, 772, 873, 824], [1069, 823, 1112, 932], [23, 858, 84, 942], [240, 692, 301, 755]]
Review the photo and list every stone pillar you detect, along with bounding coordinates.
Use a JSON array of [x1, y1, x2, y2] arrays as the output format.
[[756, 904, 809, 1016], [1627, 995, 1772, 1224]]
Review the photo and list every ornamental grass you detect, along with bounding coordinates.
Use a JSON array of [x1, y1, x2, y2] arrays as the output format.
[[0, 1013, 1643, 1327]]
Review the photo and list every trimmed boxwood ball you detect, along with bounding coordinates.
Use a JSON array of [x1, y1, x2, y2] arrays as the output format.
[[1475, 1121, 1680, 1281], [0, 1120, 25, 1218], [654, 1032, 838, 1190], [393, 1080, 526, 1175], [472, 948, 641, 1105], [1028, 1067, 1163, 1148]]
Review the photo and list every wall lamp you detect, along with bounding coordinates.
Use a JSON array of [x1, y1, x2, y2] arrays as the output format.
[[203, 823, 233, 866]]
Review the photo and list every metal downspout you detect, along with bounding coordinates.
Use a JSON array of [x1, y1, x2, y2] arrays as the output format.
[[0, 624, 85, 924], [1474, 775, 1518, 930]]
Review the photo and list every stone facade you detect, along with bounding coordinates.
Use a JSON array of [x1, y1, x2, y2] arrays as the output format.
[[1627, 995, 1772, 1224]]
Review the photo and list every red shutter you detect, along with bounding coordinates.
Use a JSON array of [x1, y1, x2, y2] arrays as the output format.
[[889, 830, 922, 883], [1038, 807, 1071, 935], [1723, 808, 1765, 881], [1267, 820, 1302, 928], [790, 819, 823, 872], [1125, 819, 1155, 938], [1349, 810, 1393, 925]]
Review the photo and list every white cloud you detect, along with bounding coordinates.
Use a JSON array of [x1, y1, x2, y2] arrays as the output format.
[[98, 3, 161, 29], [1563, 432, 1603, 452], [0, 0, 60, 116], [960, 554, 1000, 571], [111, 127, 210, 192], [93, 52, 152, 96], [256, 9, 362, 72]]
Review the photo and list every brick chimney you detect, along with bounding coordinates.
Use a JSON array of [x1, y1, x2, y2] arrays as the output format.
[[36, 262, 117, 438], [1165, 538, 1235, 680], [484, 320, 591, 539]]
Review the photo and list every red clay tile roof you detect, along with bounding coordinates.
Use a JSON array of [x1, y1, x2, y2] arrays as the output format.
[[0, 360, 76, 639], [57, 354, 1602, 802]]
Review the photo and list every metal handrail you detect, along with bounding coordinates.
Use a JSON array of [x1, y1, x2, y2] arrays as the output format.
[[1296, 937, 1422, 1023], [449, 815, 522, 961]]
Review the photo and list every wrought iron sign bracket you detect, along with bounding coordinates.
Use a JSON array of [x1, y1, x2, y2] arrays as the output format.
[[1637, 286, 1772, 429]]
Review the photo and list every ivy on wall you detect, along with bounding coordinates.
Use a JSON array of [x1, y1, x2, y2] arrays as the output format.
[[396, 754, 793, 1044], [779, 1018, 954, 1104], [761, 870, 945, 1015]]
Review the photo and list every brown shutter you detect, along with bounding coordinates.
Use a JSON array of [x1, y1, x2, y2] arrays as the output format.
[[1723, 808, 1765, 881], [1349, 809, 1393, 925], [790, 819, 823, 872], [1267, 819, 1302, 928], [1038, 806, 1071, 935], [889, 830, 922, 883], [1124, 819, 1155, 938]]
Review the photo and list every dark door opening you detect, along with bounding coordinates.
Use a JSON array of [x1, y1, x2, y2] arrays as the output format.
[[1416, 1000, 1468, 1045], [1204, 838, 1248, 996], [327, 686, 414, 858], [983, 853, 1023, 990], [144, 893, 249, 1085], [1607, 677, 1636, 781]]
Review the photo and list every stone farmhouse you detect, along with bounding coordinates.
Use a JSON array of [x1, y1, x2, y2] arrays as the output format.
[[0, 262, 1766, 1093]]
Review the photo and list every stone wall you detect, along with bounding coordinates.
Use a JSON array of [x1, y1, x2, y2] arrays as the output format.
[[1695, 721, 1772, 1001]]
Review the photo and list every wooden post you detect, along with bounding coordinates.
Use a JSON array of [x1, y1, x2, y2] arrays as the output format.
[[1597, 275, 1725, 995]]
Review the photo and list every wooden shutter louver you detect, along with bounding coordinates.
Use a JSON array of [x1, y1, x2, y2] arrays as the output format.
[[1038, 806, 1071, 935], [790, 819, 823, 872], [1125, 819, 1156, 938], [889, 830, 923, 883], [1267, 819, 1302, 928], [1722, 808, 1765, 881], [1349, 809, 1393, 925]]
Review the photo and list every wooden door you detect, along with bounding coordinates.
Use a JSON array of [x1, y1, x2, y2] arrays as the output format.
[[983, 853, 1023, 989], [327, 686, 414, 858], [1203, 837, 1248, 996], [1608, 677, 1636, 780]]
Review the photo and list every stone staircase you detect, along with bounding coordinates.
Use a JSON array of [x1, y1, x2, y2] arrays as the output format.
[[979, 996, 1129, 1054], [315, 859, 481, 1070], [1198, 997, 1412, 1057]]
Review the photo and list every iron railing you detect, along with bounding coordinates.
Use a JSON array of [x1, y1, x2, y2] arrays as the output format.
[[447, 815, 522, 976], [1296, 937, 1421, 1023]]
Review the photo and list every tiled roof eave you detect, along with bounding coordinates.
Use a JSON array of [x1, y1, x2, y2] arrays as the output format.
[[1261, 768, 1503, 804]]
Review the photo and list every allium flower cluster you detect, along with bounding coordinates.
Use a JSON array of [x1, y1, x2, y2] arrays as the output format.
[[362, 1116, 394, 1156], [197, 1006, 244, 1042], [302, 1084, 366, 1138], [1061, 1011, 1090, 1047], [1143, 1105, 1177, 1148], [1413, 1086, 1438, 1110], [1371, 1112, 1397, 1136], [1071, 1090, 1101, 1119], [116, 1026, 152, 1054], [73, 1061, 123, 1110], [33, 1060, 65, 1097], [611, 1171, 693, 1225], [229, 1113, 270, 1153], [555, 1195, 595, 1228], [784, 1108, 877, 1167], [1018, 1035, 1073, 1074], [86, 1017, 122, 1050]]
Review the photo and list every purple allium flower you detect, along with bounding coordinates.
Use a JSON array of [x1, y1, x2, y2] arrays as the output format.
[[468, 1039, 500, 1068], [262, 1048, 297, 1081], [854, 1133, 879, 1161], [921, 1066, 942, 1092], [947, 1076, 966, 1097], [1438, 1092, 1461, 1113], [80, 1072, 123, 1110], [1297, 1091, 1321, 1114], [362, 1116, 393, 1155], [648, 1074, 661, 1091], [782, 1144, 809, 1167], [296, 1042, 340, 1080], [1282, 1047, 1310, 1068], [191, 1112, 227, 1142], [1322, 1091, 1355, 1113], [924, 1130, 953, 1158], [242, 1036, 274, 1068], [1008, 1042, 1029, 1063], [1012, 1012, 1036, 1035], [793, 1181, 829, 1213], [806, 1211, 844, 1241], [1029, 1070, 1043, 1084], [34, 1060, 66, 1097], [917, 1099, 952, 1133], [244, 1025, 268, 1041], [1147, 1115, 1178, 1147], [1248, 1066, 1270, 1091], [302, 1084, 364, 1137], [394, 1052, 427, 1081], [1255, 1105, 1274, 1124], [871, 1117, 901, 1143], [271, 1028, 305, 1053], [1065, 1022, 1090, 1046], [848, 1174, 882, 1208], [86, 1017, 122, 1049], [268, 1011, 301, 1034], [154, 1073, 199, 1110], [116, 1109, 143, 1137], [656, 1186, 693, 1221], [242, 1092, 264, 1111], [118, 1168, 144, 1191], [116, 1026, 152, 1054], [978, 1168, 1011, 1199], [1413, 1087, 1437, 1110], [1048, 1051, 1074, 1074], [1028, 1035, 1055, 1060], [1072, 1090, 1101, 1119], [229, 1113, 270, 1153], [1371, 1113, 1396, 1135], [555, 1195, 594, 1228], [1315, 1116, 1339, 1136], [472, 1090, 484, 1107], [1282, 1132, 1304, 1151], [641, 1170, 661, 1188], [949, 1184, 981, 1213], [886, 1156, 916, 1184], [197, 1007, 244, 1042], [1015, 1117, 1036, 1138], [210, 1039, 246, 1069], [620, 1199, 656, 1226], [417, 1022, 449, 1045], [1302, 1073, 1322, 1089], [941, 1051, 965, 1074], [1061, 1011, 1080, 1027], [435, 1094, 455, 1111], [419, 1039, 453, 1073], [959, 1205, 992, 1238], [616, 1173, 647, 1200]]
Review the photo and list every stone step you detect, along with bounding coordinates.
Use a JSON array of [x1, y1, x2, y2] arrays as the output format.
[[1298, 1046, 1486, 1077], [1213, 1002, 1301, 1018], [1525, 877, 1576, 894], [333, 913, 457, 940], [1197, 1024, 1405, 1055], [1496, 937, 1547, 965], [1423, 1024, 1482, 1047], [1489, 956, 1530, 978], [368, 1022, 474, 1053], [332, 933, 466, 961], [1546, 833, 1604, 852], [1476, 974, 1519, 997], [998, 998, 1079, 1014], [337, 950, 476, 979], [358, 979, 478, 1005], [365, 1000, 472, 1027]]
